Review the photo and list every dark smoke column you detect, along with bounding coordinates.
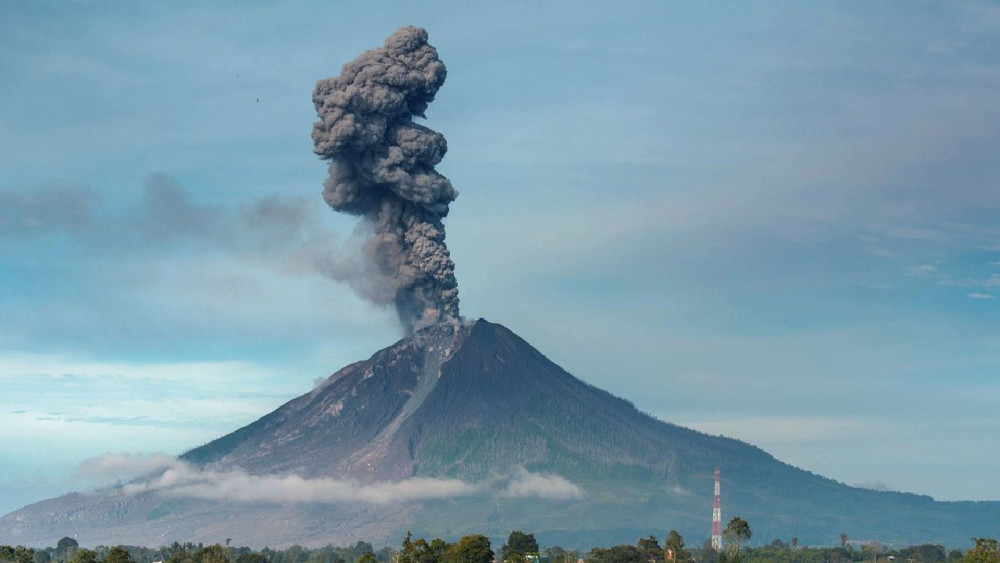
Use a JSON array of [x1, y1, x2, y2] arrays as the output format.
[[312, 26, 459, 334]]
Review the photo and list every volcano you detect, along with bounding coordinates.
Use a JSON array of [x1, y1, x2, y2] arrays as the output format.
[[2, 319, 998, 548]]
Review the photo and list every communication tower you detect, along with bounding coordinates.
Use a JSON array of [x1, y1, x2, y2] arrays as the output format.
[[711, 467, 722, 551]]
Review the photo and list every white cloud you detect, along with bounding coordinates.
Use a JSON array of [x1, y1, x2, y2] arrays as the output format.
[[123, 465, 480, 504], [73, 455, 585, 505], [73, 453, 183, 487], [906, 264, 938, 276], [0, 354, 314, 507], [968, 293, 996, 300], [501, 467, 584, 500]]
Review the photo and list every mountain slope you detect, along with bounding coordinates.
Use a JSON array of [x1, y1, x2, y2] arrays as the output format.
[[2, 319, 998, 549]]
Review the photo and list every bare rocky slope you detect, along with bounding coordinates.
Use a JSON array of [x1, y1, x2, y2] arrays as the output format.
[[2, 319, 998, 549]]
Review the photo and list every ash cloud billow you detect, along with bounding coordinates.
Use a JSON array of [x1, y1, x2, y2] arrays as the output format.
[[312, 26, 460, 333]]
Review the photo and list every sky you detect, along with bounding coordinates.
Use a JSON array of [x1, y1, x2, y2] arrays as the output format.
[[1, 1, 999, 517]]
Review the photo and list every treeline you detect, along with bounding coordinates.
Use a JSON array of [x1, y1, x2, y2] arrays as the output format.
[[738, 540, 955, 563], [2, 530, 998, 563], [0, 539, 391, 563]]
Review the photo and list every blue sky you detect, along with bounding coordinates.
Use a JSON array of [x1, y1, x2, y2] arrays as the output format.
[[1, 1, 999, 517]]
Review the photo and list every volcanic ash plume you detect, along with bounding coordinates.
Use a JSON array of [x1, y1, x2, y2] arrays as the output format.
[[311, 26, 459, 333]]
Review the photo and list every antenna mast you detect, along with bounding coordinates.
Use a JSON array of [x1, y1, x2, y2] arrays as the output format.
[[712, 467, 722, 552]]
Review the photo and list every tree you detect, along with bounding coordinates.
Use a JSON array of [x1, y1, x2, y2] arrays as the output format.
[[545, 547, 567, 563], [34, 551, 51, 563], [400, 534, 450, 563], [195, 546, 229, 563], [0, 548, 33, 563], [839, 534, 849, 550], [586, 545, 642, 563], [167, 548, 192, 563], [56, 539, 80, 561], [501, 532, 538, 563], [69, 550, 97, 563], [664, 531, 690, 563], [694, 540, 718, 563], [545, 547, 581, 563], [966, 538, 1000, 563], [897, 544, 944, 563], [862, 542, 882, 563], [428, 540, 451, 563], [168, 548, 198, 563], [401, 533, 418, 563], [237, 554, 269, 563], [829, 547, 851, 563], [722, 517, 751, 563], [445, 536, 493, 563], [637, 537, 662, 563], [106, 547, 133, 563]]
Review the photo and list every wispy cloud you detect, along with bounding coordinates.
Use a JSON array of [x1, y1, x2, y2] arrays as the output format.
[[123, 464, 481, 504], [0, 174, 401, 360], [501, 467, 584, 500], [0, 354, 309, 466], [907, 264, 938, 276], [0, 174, 341, 269], [937, 273, 1000, 289], [967, 293, 996, 300], [0, 185, 95, 234], [73, 452, 181, 487], [77, 454, 584, 505]]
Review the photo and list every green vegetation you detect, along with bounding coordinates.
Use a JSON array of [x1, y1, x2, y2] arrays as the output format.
[[1, 527, 996, 563], [965, 539, 999, 563], [446, 536, 493, 563], [105, 548, 132, 563], [722, 517, 751, 563], [70, 551, 97, 563], [501, 532, 539, 563], [664, 530, 691, 563], [396, 532, 496, 563], [0, 546, 35, 563]]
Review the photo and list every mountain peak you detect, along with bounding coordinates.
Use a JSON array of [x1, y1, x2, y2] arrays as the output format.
[[179, 317, 522, 478], [4, 318, 999, 548]]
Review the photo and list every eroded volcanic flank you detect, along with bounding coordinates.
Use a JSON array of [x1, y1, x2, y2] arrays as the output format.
[[180, 318, 695, 484], [2, 319, 999, 548]]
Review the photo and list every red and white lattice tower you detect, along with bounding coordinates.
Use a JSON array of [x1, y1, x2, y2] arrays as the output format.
[[711, 467, 722, 551]]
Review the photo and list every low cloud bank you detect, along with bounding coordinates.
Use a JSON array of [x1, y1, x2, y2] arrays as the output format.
[[123, 465, 478, 504], [72, 452, 185, 487], [502, 467, 584, 500], [78, 454, 583, 504]]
